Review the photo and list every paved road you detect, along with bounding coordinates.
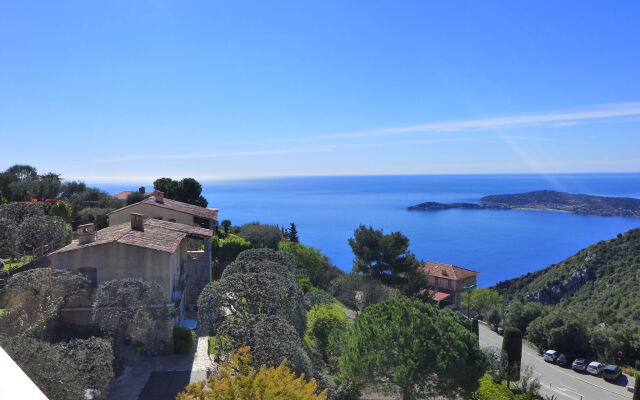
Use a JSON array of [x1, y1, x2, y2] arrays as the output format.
[[479, 324, 634, 400]]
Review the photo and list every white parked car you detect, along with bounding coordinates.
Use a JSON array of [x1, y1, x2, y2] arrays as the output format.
[[543, 350, 559, 363], [586, 361, 604, 375]]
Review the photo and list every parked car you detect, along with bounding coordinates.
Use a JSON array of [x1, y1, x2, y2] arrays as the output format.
[[556, 353, 570, 366], [602, 365, 622, 381], [571, 359, 589, 372], [586, 361, 605, 375], [0, 259, 4, 269], [497, 327, 504, 335], [543, 350, 559, 363], [489, 324, 497, 332]]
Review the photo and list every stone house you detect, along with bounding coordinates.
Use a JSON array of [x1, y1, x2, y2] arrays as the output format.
[[423, 261, 479, 309], [108, 191, 218, 230], [48, 213, 213, 326]]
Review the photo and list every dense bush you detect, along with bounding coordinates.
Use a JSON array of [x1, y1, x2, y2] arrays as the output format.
[[211, 234, 252, 263], [177, 347, 327, 400], [237, 222, 283, 249], [328, 273, 390, 311], [173, 327, 196, 354], [304, 303, 348, 362], [279, 241, 342, 290]]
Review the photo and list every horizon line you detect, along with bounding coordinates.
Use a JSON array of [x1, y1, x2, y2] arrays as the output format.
[[76, 171, 640, 185]]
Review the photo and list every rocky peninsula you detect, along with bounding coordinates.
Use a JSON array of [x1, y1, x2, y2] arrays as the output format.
[[408, 190, 640, 217]]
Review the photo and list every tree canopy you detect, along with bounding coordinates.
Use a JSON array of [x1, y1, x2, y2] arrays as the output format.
[[199, 248, 311, 375], [153, 177, 208, 207], [0, 165, 61, 201], [279, 241, 342, 290], [178, 346, 327, 400], [334, 297, 486, 400], [461, 288, 502, 318], [238, 222, 283, 249], [348, 225, 426, 293], [93, 278, 170, 353]]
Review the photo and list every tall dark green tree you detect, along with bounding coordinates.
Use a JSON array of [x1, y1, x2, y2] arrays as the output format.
[[153, 177, 208, 207], [501, 327, 523, 388], [348, 225, 426, 293], [471, 318, 479, 337], [287, 222, 299, 242], [220, 219, 232, 236]]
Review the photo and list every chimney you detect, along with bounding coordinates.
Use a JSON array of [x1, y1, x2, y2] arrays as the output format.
[[77, 223, 96, 245], [154, 191, 164, 204], [138, 186, 145, 194], [131, 213, 145, 231]]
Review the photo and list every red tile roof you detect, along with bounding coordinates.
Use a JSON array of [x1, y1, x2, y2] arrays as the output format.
[[112, 191, 135, 200], [108, 195, 218, 221], [432, 291, 452, 302], [423, 261, 479, 280], [51, 218, 212, 254]]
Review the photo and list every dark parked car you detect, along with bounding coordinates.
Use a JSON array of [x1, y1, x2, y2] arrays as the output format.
[[603, 365, 622, 381], [556, 353, 570, 366], [490, 324, 497, 332], [572, 359, 589, 372]]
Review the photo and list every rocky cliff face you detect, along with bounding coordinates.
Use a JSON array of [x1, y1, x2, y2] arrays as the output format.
[[524, 251, 596, 305]]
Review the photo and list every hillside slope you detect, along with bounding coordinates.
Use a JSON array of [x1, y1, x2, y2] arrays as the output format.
[[495, 228, 640, 326]]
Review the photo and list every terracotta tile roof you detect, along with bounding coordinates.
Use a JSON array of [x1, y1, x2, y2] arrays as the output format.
[[108, 195, 218, 221], [423, 261, 479, 280], [112, 191, 135, 200], [51, 218, 213, 255], [432, 291, 452, 302]]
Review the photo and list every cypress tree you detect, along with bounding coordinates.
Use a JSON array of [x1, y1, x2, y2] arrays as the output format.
[[288, 222, 299, 243], [471, 318, 479, 337], [501, 327, 522, 388]]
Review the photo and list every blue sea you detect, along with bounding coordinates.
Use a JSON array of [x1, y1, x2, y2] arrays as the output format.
[[98, 174, 640, 287]]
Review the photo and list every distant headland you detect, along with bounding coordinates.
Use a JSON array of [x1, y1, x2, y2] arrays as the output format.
[[408, 190, 640, 218]]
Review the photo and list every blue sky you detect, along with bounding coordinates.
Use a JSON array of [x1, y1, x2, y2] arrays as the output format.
[[1, 1, 639, 182]]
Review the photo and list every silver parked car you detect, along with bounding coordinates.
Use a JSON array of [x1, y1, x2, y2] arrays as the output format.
[[586, 361, 604, 375]]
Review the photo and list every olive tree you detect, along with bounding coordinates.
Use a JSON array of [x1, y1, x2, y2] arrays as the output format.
[[238, 222, 283, 249], [93, 278, 170, 357], [0, 217, 18, 258], [17, 215, 71, 255], [0, 335, 113, 400], [0, 201, 45, 224], [0, 269, 91, 340], [334, 297, 486, 400], [199, 257, 306, 335]]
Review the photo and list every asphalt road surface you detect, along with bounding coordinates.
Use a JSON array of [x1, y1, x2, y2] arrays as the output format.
[[479, 324, 635, 400]]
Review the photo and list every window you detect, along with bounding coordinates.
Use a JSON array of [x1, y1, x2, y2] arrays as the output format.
[[447, 279, 452, 289], [434, 277, 439, 288], [78, 268, 97, 288]]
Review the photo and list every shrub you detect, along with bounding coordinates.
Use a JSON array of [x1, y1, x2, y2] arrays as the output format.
[[177, 346, 327, 400], [305, 303, 348, 362], [173, 327, 196, 354], [238, 222, 282, 249]]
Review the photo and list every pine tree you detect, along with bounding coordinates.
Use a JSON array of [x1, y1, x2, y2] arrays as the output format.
[[471, 318, 479, 337]]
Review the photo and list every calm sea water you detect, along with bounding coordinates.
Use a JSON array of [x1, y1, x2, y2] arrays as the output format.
[[98, 174, 640, 286]]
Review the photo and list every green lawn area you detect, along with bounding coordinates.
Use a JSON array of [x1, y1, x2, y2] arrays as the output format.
[[0, 309, 5, 317], [1, 256, 33, 270]]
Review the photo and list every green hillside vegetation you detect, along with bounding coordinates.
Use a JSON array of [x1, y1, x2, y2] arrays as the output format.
[[495, 228, 640, 364]]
